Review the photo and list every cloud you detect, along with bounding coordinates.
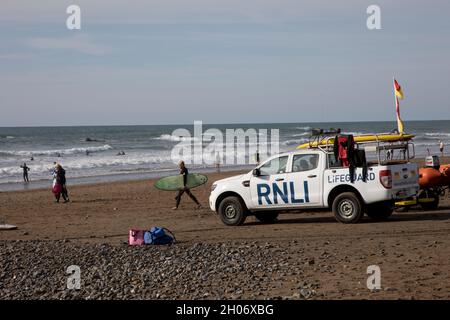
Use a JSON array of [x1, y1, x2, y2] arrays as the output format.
[[27, 35, 112, 56]]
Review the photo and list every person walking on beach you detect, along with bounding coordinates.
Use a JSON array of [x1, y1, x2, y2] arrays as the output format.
[[52, 164, 69, 203], [172, 160, 201, 210], [439, 140, 444, 157], [58, 164, 70, 202], [52, 165, 62, 203], [20, 163, 30, 182]]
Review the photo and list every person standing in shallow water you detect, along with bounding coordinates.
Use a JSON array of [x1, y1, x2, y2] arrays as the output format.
[[20, 163, 30, 182], [172, 161, 201, 210]]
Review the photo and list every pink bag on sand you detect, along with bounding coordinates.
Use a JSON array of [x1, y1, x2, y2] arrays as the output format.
[[129, 229, 145, 246]]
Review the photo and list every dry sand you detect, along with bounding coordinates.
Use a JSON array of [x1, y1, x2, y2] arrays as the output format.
[[1, 159, 450, 299]]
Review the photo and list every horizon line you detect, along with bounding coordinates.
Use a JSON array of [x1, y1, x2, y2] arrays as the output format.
[[0, 118, 449, 129]]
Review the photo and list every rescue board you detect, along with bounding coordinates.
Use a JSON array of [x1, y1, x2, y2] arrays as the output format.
[[154, 173, 208, 191], [0, 224, 17, 230], [297, 133, 415, 149]]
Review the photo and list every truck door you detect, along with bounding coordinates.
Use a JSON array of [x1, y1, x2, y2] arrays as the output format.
[[287, 153, 322, 207], [250, 155, 289, 208]]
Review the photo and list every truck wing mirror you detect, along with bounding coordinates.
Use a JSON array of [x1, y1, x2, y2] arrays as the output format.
[[252, 168, 261, 177]]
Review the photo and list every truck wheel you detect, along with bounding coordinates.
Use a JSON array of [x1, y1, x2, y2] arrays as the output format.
[[366, 202, 394, 221], [254, 212, 279, 223], [332, 192, 364, 224], [218, 196, 247, 226]]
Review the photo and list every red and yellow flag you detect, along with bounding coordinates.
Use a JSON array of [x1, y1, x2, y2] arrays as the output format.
[[394, 78, 404, 99], [393, 78, 405, 133]]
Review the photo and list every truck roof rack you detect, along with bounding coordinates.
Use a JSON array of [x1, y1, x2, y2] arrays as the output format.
[[312, 132, 415, 165], [311, 128, 341, 136], [309, 128, 341, 149]]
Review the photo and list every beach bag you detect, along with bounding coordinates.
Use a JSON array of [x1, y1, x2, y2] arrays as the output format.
[[52, 183, 62, 194], [128, 229, 146, 246], [144, 227, 175, 245]]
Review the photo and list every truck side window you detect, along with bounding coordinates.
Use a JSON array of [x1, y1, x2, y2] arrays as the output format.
[[328, 153, 341, 168], [292, 154, 319, 172], [259, 156, 288, 175]]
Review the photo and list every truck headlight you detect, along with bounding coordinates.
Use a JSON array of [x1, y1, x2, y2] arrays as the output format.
[[211, 183, 217, 192]]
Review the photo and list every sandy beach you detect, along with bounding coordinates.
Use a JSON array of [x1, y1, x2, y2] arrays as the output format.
[[1, 157, 450, 299]]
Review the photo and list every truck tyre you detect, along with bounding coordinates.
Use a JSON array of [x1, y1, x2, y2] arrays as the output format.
[[218, 196, 247, 226], [332, 192, 364, 224], [254, 212, 279, 223], [366, 202, 394, 221]]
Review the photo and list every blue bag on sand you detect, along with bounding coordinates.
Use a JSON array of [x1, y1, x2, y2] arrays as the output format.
[[144, 227, 175, 245]]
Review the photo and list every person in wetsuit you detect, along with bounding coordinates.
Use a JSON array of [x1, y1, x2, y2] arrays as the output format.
[[58, 164, 70, 202], [20, 163, 30, 182], [172, 160, 201, 210]]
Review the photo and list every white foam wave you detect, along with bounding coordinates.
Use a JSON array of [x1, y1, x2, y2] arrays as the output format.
[[282, 139, 308, 146], [0, 153, 171, 178], [424, 132, 450, 138], [0, 144, 113, 157], [154, 134, 200, 142], [290, 132, 310, 138], [295, 126, 312, 131], [345, 132, 364, 136]]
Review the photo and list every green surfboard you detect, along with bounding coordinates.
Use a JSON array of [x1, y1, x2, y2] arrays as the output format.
[[154, 173, 208, 191]]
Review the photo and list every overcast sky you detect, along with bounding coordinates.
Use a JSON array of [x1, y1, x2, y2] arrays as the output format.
[[0, 0, 449, 126]]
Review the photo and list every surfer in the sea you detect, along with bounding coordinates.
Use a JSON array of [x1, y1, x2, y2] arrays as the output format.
[[173, 160, 201, 210], [20, 162, 30, 182]]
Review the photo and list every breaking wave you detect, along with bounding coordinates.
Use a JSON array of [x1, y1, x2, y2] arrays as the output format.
[[282, 138, 308, 146], [424, 132, 450, 138], [0, 145, 113, 157], [153, 134, 200, 142]]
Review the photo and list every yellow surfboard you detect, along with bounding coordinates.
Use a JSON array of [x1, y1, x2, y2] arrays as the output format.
[[297, 133, 415, 149]]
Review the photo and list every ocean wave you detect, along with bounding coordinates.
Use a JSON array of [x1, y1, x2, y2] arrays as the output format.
[[345, 131, 364, 136], [0, 144, 113, 157], [290, 132, 310, 138], [0, 154, 170, 178], [0, 147, 273, 179], [295, 126, 312, 131], [154, 134, 200, 142], [424, 132, 450, 138], [412, 142, 449, 147], [282, 139, 308, 146]]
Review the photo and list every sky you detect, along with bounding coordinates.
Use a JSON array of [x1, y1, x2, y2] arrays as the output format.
[[0, 0, 449, 126]]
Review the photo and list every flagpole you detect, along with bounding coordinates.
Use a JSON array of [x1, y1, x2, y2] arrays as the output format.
[[393, 76, 403, 134]]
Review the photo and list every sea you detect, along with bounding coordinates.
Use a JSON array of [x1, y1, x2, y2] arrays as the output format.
[[0, 121, 448, 191]]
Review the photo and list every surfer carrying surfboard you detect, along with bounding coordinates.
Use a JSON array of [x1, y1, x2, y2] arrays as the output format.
[[173, 161, 201, 210]]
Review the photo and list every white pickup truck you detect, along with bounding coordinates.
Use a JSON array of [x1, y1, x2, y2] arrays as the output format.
[[209, 145, 419, 225]]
